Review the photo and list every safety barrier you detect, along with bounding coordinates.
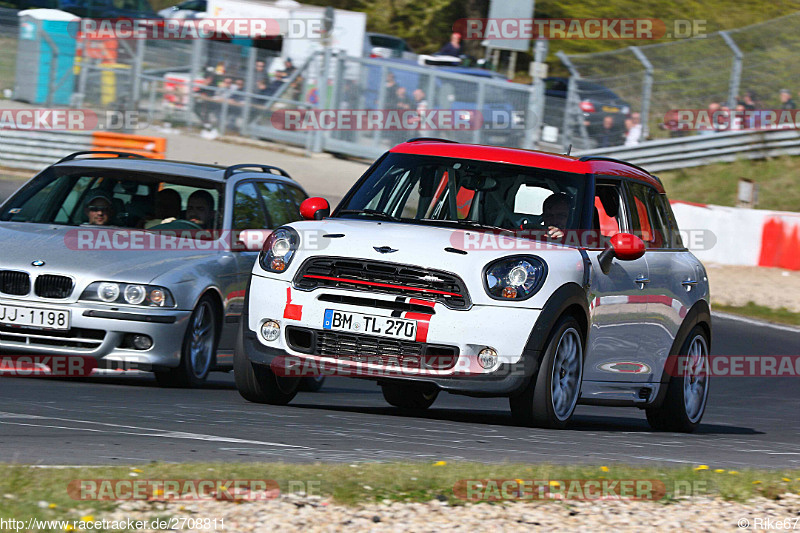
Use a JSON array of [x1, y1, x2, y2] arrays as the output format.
[[0, 130, 167, 171], [576, 129, 800, 173], [671, 200, 800, 270]]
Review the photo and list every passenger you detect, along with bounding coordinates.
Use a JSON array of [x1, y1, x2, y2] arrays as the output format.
[[143, 189, 182, 229], [83, 191, 114, 226], [186, 190, 215, 229]]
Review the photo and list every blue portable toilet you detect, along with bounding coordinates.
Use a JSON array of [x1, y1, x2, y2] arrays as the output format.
[[14, 9, 79, 105]]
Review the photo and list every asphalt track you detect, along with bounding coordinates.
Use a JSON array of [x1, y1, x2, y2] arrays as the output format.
[[2, 315, 799, 468]]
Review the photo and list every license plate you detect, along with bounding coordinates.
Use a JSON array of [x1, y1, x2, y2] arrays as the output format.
[[323, 309, 417, 340], [602, 105, 620, 113], [0, 304, 70, 330]]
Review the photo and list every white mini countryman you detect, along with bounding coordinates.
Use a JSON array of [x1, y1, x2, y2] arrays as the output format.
[[235, 139, 711, 431]]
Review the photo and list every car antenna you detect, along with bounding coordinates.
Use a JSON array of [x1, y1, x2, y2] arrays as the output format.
[[565, 144, 572, 156]]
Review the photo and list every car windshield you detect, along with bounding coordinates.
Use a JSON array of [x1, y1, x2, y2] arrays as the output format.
[[0, 167, 223, 236], [336, 153, 587, 233]]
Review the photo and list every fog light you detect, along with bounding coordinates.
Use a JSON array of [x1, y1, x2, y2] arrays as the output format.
[[261, 320, 280, 342], [478, 347, 498, 369], [131, 335, 152, 350]]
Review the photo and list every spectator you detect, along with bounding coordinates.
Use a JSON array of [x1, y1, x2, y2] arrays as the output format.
[[739, 91, 757, 111], [194, 72, 217, 124], [412, 88, 428, 133], [780, 89, 796, 110], [598, 115, 622, 147], [227, 78, 247, 132], [254, 60, 269, 84], [396, 86, 412, 111], [624, 112, 643, 146], [286, 74, 304, 102], [436, 32, 462, 57], [731, 104, 747, 131], [283, 58, 296, 77], [699, 101, 721, 135], [384, 72, 399, 109]]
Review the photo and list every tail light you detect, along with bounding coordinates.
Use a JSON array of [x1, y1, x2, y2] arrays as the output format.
[[579, 100, 596, 113]]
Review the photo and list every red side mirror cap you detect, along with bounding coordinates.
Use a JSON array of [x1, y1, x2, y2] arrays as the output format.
[[610, 233, 646, 261], [300, 197, 330, 220]]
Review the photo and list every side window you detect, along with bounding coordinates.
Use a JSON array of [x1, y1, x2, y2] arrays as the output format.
[[627, 183, 668, 249], [233, 182, 267, 230], [593, 181, 626, 239], [256, 182, 302, 227], [653, 192, 684, 249]]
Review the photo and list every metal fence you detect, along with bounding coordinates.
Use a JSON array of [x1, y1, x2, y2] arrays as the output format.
[[2, 9, 800, 167], [561, 12, 800, 149]]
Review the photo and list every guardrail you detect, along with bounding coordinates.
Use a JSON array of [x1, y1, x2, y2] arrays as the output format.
[[0, 130, 167, 171], [575, 128, 800, 173]]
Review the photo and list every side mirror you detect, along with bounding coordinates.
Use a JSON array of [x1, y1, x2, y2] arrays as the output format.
[[299, 197, 330, 221], [598, 233, 645, 274]]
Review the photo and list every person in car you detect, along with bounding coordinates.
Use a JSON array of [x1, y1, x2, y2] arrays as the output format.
[[83, 191, 114, 226], [143, 188, 182, 229], [186, 190, 215, 229], [541, 192, 571, 239]]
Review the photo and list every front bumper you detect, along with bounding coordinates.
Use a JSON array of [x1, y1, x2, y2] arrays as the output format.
[[243, 275, 543, 395], [0, 297, 192, 368]]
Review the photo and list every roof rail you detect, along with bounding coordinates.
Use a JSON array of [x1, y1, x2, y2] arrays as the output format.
[[223, 164, 292, 180], [57, 151, 147, 164], [405, 137, 460, 144]]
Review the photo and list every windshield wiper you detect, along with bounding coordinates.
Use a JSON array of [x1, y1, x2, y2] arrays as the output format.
[[337, 209, 401, 222], [418, 218, 509, 233]]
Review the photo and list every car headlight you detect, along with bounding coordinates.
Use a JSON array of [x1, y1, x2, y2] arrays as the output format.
[[259, 227, 299, 273], [484, 256, 547, 301], [80, 282, 176, 307]]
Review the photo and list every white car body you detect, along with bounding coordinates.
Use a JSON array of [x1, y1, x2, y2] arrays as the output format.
[[236, 140, 712, 431]]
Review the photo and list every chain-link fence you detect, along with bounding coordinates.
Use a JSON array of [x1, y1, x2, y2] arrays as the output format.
[[561, 12, 800, 149], [2, 8, 800, 160]]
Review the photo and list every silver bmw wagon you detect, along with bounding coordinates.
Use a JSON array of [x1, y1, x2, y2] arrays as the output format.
[[0, 151, 323, 388]]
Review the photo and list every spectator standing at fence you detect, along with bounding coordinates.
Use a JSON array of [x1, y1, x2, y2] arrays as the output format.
[[255, 60, 269, 84], [283, 58, 296, 77], [598, 115, 622, 147], [780, 89, 796, 110], [624, 112, 643, 146], [739, 92, 757, 111], [436, 32, 462, 57], [384, 73, 399, 109], [410, 89, 429, 133]]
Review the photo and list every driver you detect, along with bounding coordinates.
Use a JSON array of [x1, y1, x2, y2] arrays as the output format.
[[541, 192, 571, 239], [186, 190, 215, 229], [83, 191, 114, 226]]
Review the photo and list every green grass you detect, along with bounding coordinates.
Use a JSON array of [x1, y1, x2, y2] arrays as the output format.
[[0, 37, 17, 92], [2, 462, 799, 530], [660, 155, 800, 211], [713, 301, 800, 326]]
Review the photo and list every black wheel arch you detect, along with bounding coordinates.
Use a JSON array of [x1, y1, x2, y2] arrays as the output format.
[[648, 298, 712, 408]]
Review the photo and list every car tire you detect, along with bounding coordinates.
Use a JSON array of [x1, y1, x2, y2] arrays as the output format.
[[381, 382, 439, 410], [233, 323, 299, 405], [154, 294, 219, 388], [298, 375, 326, 392], [510, 315, 584, 429], [646, 326, 710, 433]]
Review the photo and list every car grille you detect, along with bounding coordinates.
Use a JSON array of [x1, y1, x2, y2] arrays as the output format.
[[285, 327, 458, 370], [0, 270, 31, 296], [0, 325, 105, 350], [34, 275, 74, 299], [294, 257, 471, 309]]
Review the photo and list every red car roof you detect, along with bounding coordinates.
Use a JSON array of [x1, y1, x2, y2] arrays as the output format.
[[390, 140, 664, 193]]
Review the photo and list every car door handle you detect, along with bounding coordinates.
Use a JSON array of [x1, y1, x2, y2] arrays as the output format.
[[682, 279, 698, 286]]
